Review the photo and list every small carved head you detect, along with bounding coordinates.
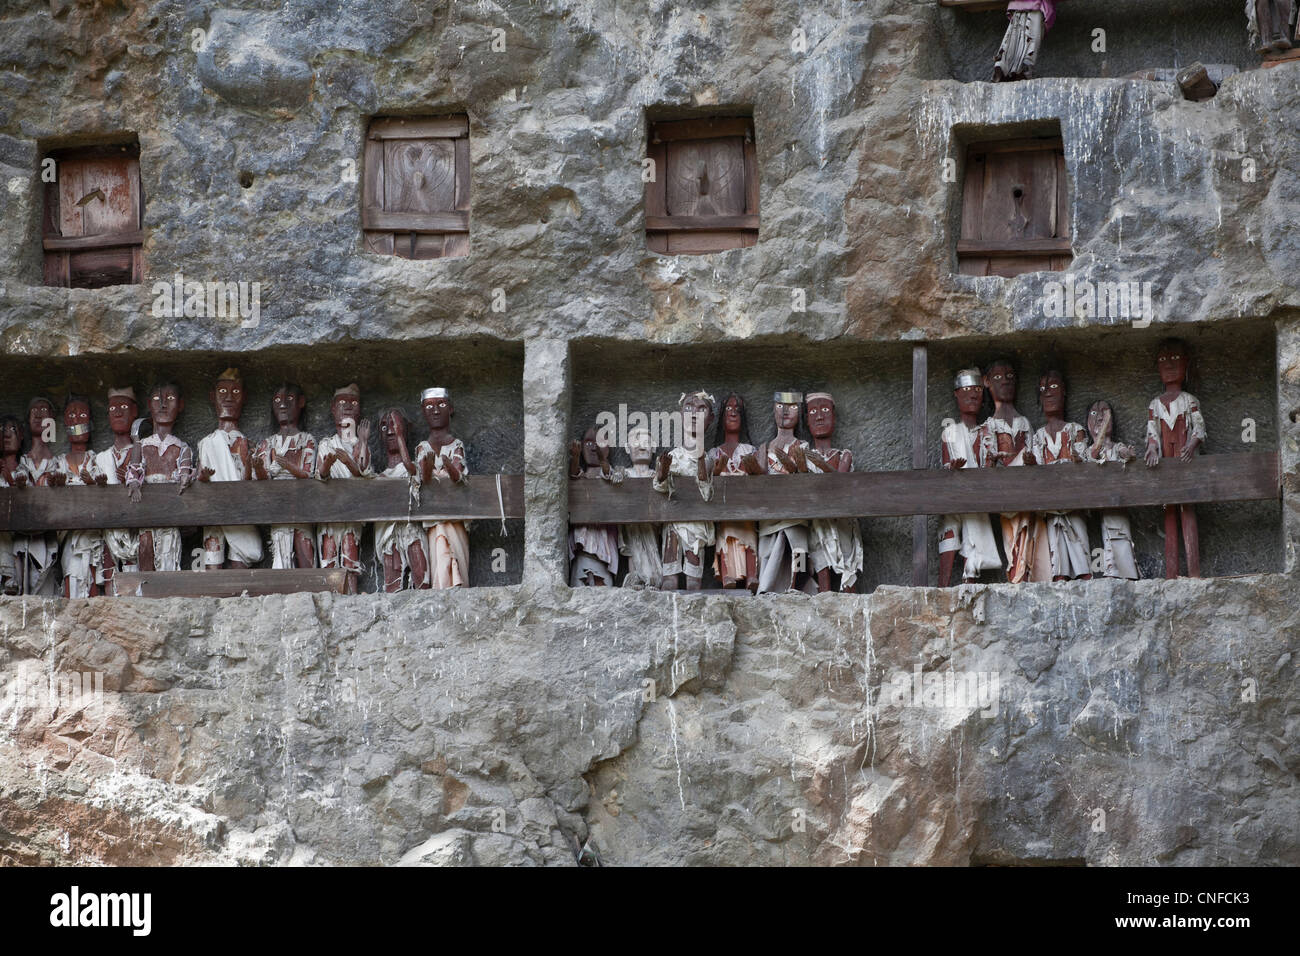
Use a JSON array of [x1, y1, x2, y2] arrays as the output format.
[[149, 382, 184, 427]]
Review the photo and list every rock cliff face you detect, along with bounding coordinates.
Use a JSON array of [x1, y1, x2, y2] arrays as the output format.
[[2, 579, 1296, 866], [1, 0, 1298, 865]]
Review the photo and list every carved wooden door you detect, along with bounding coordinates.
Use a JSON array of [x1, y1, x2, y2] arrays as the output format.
[[43, 144, 143, 288], [647, 117, 758, 254], [363, 115, 470, 259], [958, 138, 1071, 278]]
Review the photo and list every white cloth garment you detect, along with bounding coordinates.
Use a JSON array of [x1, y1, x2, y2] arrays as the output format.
[[198, 428, 263, 566], [937, 420, 1001, 580], [16, 454, 61, 595], [95, 444, 139, 573], [316, 432, 372, 573], [1030, 423, 1092, 581], [1084, 438, 1140, 580], [757, 439, 810, 593], [416, 438, 470, 588], [137, 433, 193, 573], [806, 446, 864, 590], [374, 461, 427, 588], [654, 446, 715, 580], [256, 431, 316, 569], [55, 452, 105, 597]]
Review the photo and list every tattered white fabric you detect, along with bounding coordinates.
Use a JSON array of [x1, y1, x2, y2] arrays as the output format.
[[95, 445, 139, 574], [994, 10, 1045, 80], [198, 428, 263, 566], [937, 421, 1001, 580], [1030, 422, 1092, 581], [316, 432, 372, 573], [1145, 392, 1207, 448], [1085, 438, 1140, 580], [655, 445, 715, 579], [806, 446, 864, 590], [16, 455, 61, 595], [256, 431, 316, 569], [374, 462, 427, 587], [757, 439, 810, 593], [416, 438, 470, 588], [137, 433, 194, 573], [55, 452, 105, 597]]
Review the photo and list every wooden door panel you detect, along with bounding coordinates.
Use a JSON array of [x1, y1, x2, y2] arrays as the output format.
[[979, 150, 1057, 242], [383, 139, 456, 214], [61, 158, 138, 237], [665, 137, 746, 218]]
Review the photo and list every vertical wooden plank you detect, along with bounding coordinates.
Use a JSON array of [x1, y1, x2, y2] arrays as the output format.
[[645, 141, 668, 217], [743, 134, 759, 217], [1055, 149, 1070, 241], [646, 138, 668, 252], [912, 343, 929, 586], [58, 159, 84, 240], [362, 136, 394, 255], [455, 134, 471, 212]]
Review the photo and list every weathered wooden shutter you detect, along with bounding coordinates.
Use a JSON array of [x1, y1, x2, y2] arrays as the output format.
[[958, 138, 1071, 278], [42, 144, 143, 288], [363, 115, 470, 259], [646, 117, 758, 255]]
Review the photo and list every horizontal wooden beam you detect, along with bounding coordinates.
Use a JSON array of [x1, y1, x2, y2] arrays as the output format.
[[362, 210, 470, 233], [114, 568, 347, 598], [0, 475, 524, 533], [567, 453, 1279, 523], [939, 0, 1011, 12], [957, 238, 1072, 255], [651, 118, 753, 142], [967, 138, 1065, 155], [645, 215, 760, 232], [42, 230, 144, 252], [369, 116, 469, 139]]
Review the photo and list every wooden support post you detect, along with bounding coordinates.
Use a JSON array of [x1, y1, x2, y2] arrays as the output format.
[[912, 344, 929, 586]]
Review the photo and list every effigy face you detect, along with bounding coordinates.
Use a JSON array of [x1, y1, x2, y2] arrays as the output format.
[[272, 387, 304, 428], [806, 396, 835, 439], [212, 377, 245, 422], [149, 384, 184, 427]]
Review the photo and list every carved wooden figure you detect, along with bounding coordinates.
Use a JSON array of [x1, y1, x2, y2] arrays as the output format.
[[618, 426, 662, 590], [95, 387, 141, 589], [803, 393, 864, 593], [416, 387, 470, 589], [1083, 400, 1139, 580], [197, 369, 262, 572], [708, 393, 762, 592], [1028, 370, 1091, 582], [993, 1, 1061, 83], [56, 394, 107, 597], [653, 391, 716, 591], [568, 427, 619, 586], [1253, 0, 1295, 53], [252, 384, 316, 570], [981, 360, 1037, 582], [127, 382, 196, 573], [16, 397, 62, 594], [375, 408, 430, 592], [0, 415, 23, 594], [317, 384, 373, 594], [938, 370, 1002, 587], [756, 391, 812, 593], [1143, 339, 1205, 578]]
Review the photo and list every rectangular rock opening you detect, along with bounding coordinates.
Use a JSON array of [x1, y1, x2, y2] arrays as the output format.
[[0, 336, 524, 592], [935, 0, 1257, 83], [926, 317, 1282, 581]]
